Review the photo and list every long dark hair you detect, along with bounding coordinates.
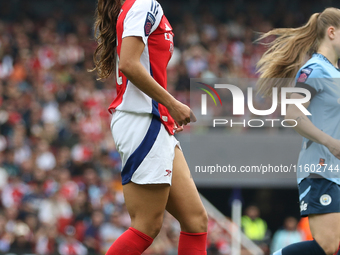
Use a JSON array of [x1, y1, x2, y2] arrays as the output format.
[[91, 0, 122, 80]]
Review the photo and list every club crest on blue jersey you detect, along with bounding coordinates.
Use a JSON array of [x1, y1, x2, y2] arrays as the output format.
[[144, 12, 156, 36], [297, 67, 313, 83]]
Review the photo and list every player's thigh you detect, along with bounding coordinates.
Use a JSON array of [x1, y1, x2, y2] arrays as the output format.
[[123, 182, 170, 238], [165, 147, 208, 233], [298, 176, 340, 253], [309, 213, 340, 254]]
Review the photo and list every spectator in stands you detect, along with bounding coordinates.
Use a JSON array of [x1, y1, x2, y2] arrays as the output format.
[[271, 217, 304, 253], [38, 189, 73, 226], [59, 225, 87, 255], [35, 225, 59, 254], [241, 205, 270, 252], [83, 210, 104, 254], [21, 181, 46, 216], [99, 211, 125, 254], [8, 222, 33, 254]]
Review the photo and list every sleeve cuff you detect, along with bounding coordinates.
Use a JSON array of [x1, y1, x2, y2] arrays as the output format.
[[295, 82, 317, 100], [122, 31, 147, 45]]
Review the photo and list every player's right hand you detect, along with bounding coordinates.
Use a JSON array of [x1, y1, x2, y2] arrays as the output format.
[[168, 100, 197, 126], [326, 138, 340, 160]]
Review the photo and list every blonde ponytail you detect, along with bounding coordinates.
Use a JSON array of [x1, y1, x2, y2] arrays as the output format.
[[256, 8, 340, 97]]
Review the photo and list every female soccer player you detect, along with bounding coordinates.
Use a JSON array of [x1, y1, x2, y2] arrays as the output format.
[[91, 0, 208, 254], [257, 7, 340, 255]]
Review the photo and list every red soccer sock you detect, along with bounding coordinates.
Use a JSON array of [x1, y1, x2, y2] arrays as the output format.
[[178, 231, 207, 255], [105, 227, 153, 255]]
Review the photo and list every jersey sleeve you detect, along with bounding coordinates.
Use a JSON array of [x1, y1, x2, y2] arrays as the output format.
[[295, 64, 325, 99], [122, 0, 163, 45]]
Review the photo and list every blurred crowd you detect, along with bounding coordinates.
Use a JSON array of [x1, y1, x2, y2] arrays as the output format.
[[0, 0, 329, 254]]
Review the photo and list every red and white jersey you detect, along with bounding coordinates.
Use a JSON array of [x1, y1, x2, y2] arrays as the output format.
[[108, 0, 175, 135]]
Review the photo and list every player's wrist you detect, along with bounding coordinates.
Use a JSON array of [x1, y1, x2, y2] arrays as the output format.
[[163, 95, 177, 110], [322, 135, 334, 148]]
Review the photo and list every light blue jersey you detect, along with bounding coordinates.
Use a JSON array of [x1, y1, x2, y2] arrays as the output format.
[[295, 53, 340, 185]]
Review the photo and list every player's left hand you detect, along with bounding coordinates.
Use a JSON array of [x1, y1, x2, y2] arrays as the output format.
[[174, 122, 184, 133]]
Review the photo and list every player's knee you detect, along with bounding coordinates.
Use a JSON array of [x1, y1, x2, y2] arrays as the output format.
[[321, 244, 338, 255], [314, 235, 339, 255], [194, 208, 208, 232], [200, 209, 209, 231], [149, 216, 163, 237], [131, 213, 164, 238], [182, 208, 208, 233]]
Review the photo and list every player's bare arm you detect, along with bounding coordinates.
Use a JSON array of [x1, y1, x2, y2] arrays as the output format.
[[285, 93, 340, 159], [119, 36, 196, 126]]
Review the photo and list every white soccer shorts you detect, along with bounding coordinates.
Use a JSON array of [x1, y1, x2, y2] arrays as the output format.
[[110, 110, 180, 185]]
